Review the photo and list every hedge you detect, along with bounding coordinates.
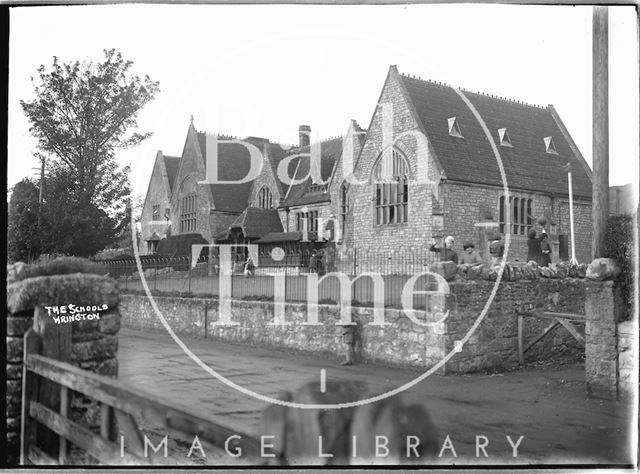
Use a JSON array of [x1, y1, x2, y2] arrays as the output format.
[[604, 214, 635, 322]]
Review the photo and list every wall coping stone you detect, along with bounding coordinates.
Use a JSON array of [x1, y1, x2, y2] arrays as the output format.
[[7, 274, 119, 314], [119, 293, 428, 319]]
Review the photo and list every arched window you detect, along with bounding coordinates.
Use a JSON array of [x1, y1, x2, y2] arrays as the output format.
[[373, 149, 409, 225], [340, 183, 348, 239], [257, 186, 273, 209]]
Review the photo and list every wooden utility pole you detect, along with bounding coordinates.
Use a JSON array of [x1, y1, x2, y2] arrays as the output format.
[[38, 156, 45, 212], [592, 6, 609, 259]]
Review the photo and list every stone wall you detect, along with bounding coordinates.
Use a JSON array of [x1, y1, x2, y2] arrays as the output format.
[[617, 320, 636, 400], [286, 202, 332, 235], [584, 281, 634, 400], [349, 67, 438, 255], [442, 181, 593, 264], [6, 273, 121, 465], [585, 281, 619, 399], [120, 275, 586, 374], [139, 152, 172, 255], [120, 295, 446, 368], [445, 278, 586, 372], [169, 124, 215, 241], [247, 144, 283, 211]]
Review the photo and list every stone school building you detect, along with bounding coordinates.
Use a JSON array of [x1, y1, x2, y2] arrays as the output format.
[[139, 65, 593, 264]]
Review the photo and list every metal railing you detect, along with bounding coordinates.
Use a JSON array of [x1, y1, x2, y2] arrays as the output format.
[[100, 250, 443, 308]]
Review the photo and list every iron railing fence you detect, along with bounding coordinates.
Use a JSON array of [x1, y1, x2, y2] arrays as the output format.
[[99, 250, 447, 309]]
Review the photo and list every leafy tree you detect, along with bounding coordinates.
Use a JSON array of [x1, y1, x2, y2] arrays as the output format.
[[20, 49, 160, 255], [8, 179, 42, 263], [38, 162, 120, 257]]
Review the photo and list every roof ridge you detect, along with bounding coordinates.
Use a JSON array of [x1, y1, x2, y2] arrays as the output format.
[[319, 134, 343, 143], [196, 130, 238, 140], [400, 72, 455, 90], [400, 72, 545, 109], [463, 89, 546, 109]]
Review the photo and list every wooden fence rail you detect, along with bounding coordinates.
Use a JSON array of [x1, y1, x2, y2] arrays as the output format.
[[516, 310, 586, 365], [20, 327, 261, 465]]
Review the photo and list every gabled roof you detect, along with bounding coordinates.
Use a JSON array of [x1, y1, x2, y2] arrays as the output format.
[[279, 136, 343, 208], [195, 132, 295, 212], [398, 72, 593, 199], [196, 132, 254, 213], [229, 206, 284, 239], [162, 155, 180, 193]]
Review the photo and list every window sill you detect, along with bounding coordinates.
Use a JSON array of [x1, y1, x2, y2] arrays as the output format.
[[373, 222, 410, 229]]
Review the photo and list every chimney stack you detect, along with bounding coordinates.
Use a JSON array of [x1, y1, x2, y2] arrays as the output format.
[[298, 125, 311, 147]]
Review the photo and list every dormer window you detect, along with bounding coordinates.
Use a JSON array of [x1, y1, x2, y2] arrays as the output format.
[[544, 136, 558, 155], [448, 117, 463, 138], [498, 128, 512, 147], [308, 182, 327, 194]]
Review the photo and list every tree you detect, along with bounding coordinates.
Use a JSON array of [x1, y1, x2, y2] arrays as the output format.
[[8, 179, 42, 263], [38, 162, 121, 257], [20, 49, 160, 255]]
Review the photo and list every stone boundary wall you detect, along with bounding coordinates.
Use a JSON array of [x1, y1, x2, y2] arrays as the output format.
[[6, 273, 121, 465], [120, 277, 586, 374], [584, 281, 636, 400], [119, 295, 447, 368], [617, 320, 637, 400], [445, 279, 585, 372]]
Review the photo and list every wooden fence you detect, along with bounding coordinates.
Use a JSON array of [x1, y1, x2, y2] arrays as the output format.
[[20, 309, 261, 465], [516, 310, 586, 365]]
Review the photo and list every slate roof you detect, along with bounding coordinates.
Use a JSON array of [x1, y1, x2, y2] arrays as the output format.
[[399, 74, 593, 199], [278, 136, 343, 207], [196, 132, 296, 212], [229, 207, 284, 239], [162, 155, 180, 193], [256, 231, 319, 243]]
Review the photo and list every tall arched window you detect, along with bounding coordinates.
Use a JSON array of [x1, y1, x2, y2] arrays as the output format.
[[340, 183, 348, 239], [373, 149, 409, 225], [257, 186, 273, 209]]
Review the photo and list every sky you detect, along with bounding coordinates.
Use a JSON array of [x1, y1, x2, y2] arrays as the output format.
[[7, 4, 639, 202]]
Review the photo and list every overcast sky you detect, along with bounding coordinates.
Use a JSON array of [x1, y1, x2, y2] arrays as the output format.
[[7, 4, 639, 202]]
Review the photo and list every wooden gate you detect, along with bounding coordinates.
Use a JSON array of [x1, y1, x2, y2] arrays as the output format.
[[516, 309, 586, 365], [20, 315, 260, 465]]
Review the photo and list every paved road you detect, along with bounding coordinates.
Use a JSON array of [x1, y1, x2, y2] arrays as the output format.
[[118, 327, 633, 466]]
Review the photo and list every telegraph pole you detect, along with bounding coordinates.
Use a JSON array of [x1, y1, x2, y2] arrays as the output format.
[[31, 153, 47, 261], [38, 156, 45, 211], [592, 6, 609, 259]]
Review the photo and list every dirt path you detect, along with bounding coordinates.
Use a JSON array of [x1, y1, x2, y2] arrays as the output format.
[[117, 327, 634, 466]]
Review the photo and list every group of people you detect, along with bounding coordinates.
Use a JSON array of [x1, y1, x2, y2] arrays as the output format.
[[430, 227, 552, 267], [526, 228, 552, 267], [429, 236, 497, 265]]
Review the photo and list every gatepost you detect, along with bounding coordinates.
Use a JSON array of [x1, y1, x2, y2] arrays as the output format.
[[6, 262, 121, 465]]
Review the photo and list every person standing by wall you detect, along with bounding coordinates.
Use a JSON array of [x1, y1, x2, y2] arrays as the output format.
[[429, 236, 459, 264], [244, 255, 256, 277], [489, 233, 505, 266], [539, 230, 552, 267], [340, 323, 356, 366], [526, 229, 542, 264], [460, 241, 483, 265], [309, 250, 317, 273]]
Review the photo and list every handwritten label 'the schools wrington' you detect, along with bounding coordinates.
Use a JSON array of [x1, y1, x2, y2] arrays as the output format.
[[44, 304, 109, 324]]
